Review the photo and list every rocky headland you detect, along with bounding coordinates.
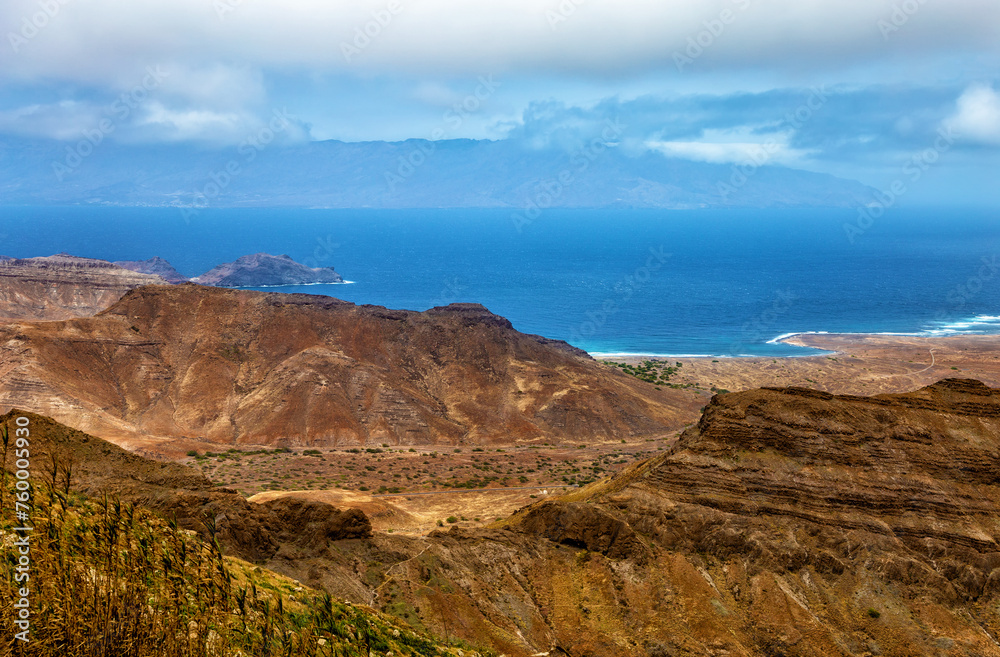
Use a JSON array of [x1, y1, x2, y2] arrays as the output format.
[[113, 255, 188, 283], [0, 253, 168, 321]]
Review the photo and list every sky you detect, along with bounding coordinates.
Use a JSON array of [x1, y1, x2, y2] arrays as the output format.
[[1, 0, 999, 205]]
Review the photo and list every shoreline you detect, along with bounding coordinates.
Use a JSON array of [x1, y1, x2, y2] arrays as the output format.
[[590, 332, 1000, 399], [590, 329, 1000, 362]]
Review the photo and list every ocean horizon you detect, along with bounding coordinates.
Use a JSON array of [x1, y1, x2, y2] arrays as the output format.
[[2, 205, 998, 357]]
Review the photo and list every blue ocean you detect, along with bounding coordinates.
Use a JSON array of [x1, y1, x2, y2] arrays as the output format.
[[2, 206, 998, 357]]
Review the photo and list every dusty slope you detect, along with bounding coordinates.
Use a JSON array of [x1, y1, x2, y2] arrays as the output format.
[[7, 380, 1000, 656], [0, 409, 371, 566], [305, 379, 1000, 657], [0, 253, 167, 321], [0, 284, 702, 451]]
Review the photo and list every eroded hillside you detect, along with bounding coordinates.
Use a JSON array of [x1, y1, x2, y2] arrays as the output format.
[[6, 379, 1000, 656], [0, 253, 167, 321], [0, 284, 703, 451]]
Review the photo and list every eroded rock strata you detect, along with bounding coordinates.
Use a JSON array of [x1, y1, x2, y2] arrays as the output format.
[[6, 381, 1000, 655], [0, 284, 695, 449], [323, 379, 1000, 656], [0, 253, 167, 320]]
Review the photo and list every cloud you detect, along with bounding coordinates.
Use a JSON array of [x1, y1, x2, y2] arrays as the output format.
[[1, 0, 997, 82], [647, 129, 806, 166], [502, 85, 977, 168], [0, 100, 103, 139], [946, 84, 1000, 145]]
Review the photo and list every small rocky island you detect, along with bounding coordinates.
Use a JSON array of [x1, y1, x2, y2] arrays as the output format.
[[190, 253, 344, 287]]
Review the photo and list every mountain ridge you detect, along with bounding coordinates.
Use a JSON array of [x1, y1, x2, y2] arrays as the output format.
[[0, 283, 703, 452], [0, 136, 876, 209]]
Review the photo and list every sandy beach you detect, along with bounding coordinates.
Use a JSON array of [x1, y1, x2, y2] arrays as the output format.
[[595, 332, 1000, 396]]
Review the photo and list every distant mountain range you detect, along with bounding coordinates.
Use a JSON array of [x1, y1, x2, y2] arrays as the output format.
[[0, 136, 875, 209]]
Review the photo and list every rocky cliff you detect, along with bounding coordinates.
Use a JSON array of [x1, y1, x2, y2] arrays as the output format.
[[322, 379, 1000, 656], [0, 284, 697, 450], [114, 256, 188, 283], [0, 253, 167, 320], [6, 381, 1000, 656]]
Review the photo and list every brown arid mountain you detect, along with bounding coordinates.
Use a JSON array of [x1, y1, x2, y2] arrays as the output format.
[[0, 253, 168, 321], [0, 410, 462, 657], [269, 378, 1000, 657], [0, 283, 703, 452], [6, 381, 1000, 656]]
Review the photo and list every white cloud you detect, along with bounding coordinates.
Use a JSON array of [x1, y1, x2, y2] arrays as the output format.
[[0, 101, 103, 140], [1, 0, 997, 82], [946, 84, 1000, 145], [136, 103, 248, 143], [646, 125, 811, 165]]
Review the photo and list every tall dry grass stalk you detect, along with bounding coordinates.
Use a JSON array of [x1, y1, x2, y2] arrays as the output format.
[[1, 480, 452, 657]]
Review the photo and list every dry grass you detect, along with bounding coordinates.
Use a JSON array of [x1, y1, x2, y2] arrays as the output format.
[[0, 481, 461, 656]]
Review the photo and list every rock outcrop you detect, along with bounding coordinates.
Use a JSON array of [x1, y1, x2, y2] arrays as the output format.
[[7, 380, 1000, 656], [0, 284, 697, 450], [191, 253, 343, 287], [114, 256, 188, 283], [0, 253, 167, 320], [329, 379, 1000, 656]]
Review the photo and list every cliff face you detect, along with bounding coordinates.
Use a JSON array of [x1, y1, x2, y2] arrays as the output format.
[[6, 382, 1000, 656], [326, 379, 1000, 657], [0, 253, 167, 320], [114, 256, 188, 284], [0, 284, 695, 449]]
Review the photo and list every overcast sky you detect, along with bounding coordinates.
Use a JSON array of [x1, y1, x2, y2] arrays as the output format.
[[1, 0, 998, 204]]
